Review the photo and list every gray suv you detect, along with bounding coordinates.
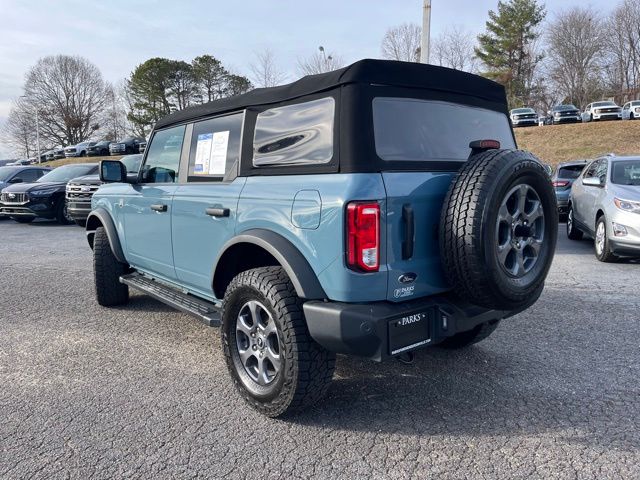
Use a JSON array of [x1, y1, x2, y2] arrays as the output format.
[[567, 155, 640, 261]]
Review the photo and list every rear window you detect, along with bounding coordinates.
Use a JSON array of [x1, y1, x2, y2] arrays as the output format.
[[558, 165, 585, 179], [373, 98, 516, 162]]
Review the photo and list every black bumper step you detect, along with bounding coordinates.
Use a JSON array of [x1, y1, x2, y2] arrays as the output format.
[[120, 273, 221, 326]]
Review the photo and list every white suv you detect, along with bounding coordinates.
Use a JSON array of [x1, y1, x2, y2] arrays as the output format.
[[622, 100, 640, 120]]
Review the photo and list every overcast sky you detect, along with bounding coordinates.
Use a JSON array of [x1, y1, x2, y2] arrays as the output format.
[[0, 0, 612, 157]]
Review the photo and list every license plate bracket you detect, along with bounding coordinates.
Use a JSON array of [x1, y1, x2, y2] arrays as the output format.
[[388, 310, 431, 355]]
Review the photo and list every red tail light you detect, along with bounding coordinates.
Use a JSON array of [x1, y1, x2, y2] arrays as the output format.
[[552, 180, 569, 187], [346, 202, 380, 272]]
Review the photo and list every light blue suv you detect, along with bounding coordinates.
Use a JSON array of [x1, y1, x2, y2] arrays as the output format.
[[88, 60, 558, 416]]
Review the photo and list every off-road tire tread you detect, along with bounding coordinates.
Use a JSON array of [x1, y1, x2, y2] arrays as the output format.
[[440, 149, 556, 309], [222, 266, 336, 417], [93, 226, 129, 306]]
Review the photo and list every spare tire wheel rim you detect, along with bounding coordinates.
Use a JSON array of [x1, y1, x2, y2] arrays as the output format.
[[495, 183, 545, 278], [234, 300, 281, 390], [595, 221, 605, 255]]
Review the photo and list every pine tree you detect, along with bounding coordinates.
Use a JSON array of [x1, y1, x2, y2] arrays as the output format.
[[475, 0, 545, 107]]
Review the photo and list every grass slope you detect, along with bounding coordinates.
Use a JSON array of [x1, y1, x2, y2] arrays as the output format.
[[44, 155, 122, 168], [514, 120, 640, 166]]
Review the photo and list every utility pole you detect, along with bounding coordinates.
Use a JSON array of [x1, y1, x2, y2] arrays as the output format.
[[420, 0, 432, 64]]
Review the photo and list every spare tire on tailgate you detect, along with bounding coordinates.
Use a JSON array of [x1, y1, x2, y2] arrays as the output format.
[[440, 149, 557, 310]]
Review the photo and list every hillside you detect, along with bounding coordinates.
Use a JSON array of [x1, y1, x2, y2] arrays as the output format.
[[514, 120, 640, 166], [45, 155, 122, 167]]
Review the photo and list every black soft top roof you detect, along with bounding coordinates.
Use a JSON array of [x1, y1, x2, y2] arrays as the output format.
[[155, 59, 507, 129]]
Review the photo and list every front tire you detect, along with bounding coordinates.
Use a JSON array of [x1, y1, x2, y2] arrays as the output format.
[[56, 199, 74, 225], [221, 266, 336, 417], [93, 226, 129, 306], [594, 216, 617, 262], [438, 320, 501, 349]]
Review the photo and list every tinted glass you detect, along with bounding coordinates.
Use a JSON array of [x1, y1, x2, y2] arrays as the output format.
[[512, 108, 534, 114], [38, 164, 96, 183], [373, 98, 516, 161], [17, 169, 42, 182], [558, 165, 585, 179], [554, 105, 577, 111], [0, 166, 19, 181], [593, 102, 616, 107], [189, 112, 243, 179], [253, 97, 334, 167], [583, 160, 599, 178], [611, 160, 640, 185], [120, 154, 142, 173], [141, 125, 185, 183], [594, 160, 608, 182]]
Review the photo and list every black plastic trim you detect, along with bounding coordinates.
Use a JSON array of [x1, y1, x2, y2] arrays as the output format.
[[85, 208, 127, 264]]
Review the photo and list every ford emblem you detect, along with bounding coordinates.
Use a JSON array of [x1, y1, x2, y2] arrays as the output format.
[[8, 193, 15, 199], [81, 186, 91, 192], [398, 272, 417, 284]]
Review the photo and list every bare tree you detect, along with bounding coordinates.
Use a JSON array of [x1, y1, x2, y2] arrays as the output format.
[[102, 81, 131, 141], [21, 55, 107, 147], [297, 48, 344, 76], [1, 99, 37, 158], [547, 7, 607, 108], [250, 49, 288, 87], [432, 25, 478, 72], [381, 23, 421, 62], [605, 0, 640, 101]]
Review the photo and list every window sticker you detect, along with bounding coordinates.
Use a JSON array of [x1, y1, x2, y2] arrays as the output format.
[[194, 133, 213, 174], [209, 131, 229, 175], [193, 131, 230, 175]]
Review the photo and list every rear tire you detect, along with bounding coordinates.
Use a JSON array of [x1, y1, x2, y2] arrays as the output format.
[[93, 226, 129, 306], [440, 149, 557, 310], [594, 216, 617, 263], [566, 205, 583, 240], [438, 320, 501, 349], [221, 266, 336, 417], [11, 216, 34, 224]]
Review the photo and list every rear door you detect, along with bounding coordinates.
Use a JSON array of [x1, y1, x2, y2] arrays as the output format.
[[171, 112, 246, 299], [372, 97, 517, 302]]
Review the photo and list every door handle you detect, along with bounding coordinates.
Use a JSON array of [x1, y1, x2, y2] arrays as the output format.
[[150, 204, 168, 212], [205, 207, 230, 217]]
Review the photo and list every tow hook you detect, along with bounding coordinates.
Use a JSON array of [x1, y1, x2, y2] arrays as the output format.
[[396, 351, 415, 365]]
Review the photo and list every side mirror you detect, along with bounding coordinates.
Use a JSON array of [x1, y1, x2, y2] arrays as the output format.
[[100, 160, 127, 183], [8, 177, 23, 184], [582, 176, 602, 187]]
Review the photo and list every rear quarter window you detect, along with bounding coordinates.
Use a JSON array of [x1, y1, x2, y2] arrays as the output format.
[[253, 97, 335, 167], [372, 98, 516, 161], [558, 165, 585, 179]]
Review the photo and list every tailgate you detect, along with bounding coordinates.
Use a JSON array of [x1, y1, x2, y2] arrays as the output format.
[[382, 172, 454, 302]]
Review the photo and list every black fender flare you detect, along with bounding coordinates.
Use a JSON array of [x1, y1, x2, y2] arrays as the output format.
[[85, 208, 127, 264], [213, 229, 327, 300]]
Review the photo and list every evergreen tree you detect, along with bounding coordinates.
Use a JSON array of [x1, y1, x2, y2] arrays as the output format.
[[475, 0, 546, 107]]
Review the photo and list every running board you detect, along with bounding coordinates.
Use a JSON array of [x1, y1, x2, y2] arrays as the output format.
[[120, 273, 221, 327]]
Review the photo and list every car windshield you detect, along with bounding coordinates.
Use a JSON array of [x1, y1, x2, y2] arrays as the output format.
[[512, 108, 533, 113], [611, 160, 640, 185], [558, 165, 585, 179], [0, 166, 20, 181], [632, 101, 640, 106], [593, 102, 616, 107], [120, 154, 142, 172], [554, 105, 577, 111], [37, 164, 95, 183]]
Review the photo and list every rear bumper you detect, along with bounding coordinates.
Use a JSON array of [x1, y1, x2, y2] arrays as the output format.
[[303, 294, 522, 362]]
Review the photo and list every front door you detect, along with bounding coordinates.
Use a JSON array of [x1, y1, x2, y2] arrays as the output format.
[[171, 112, 245, 298], [122, 124, 186, 281]]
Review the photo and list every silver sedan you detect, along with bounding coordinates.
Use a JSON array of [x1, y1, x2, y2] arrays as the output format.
[[567, 155, 640, 261]]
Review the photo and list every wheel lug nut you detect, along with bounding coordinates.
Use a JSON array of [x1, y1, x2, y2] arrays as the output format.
[[252, 345, 257, 351]]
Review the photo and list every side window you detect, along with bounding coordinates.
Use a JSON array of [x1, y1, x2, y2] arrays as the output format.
[[141, 125, 186, 184], [188, 112, 243, 181], [16, 169, 40, 182], [595, 160, 608, 183], [583, 160, 600, 178], [253, 97, 335, 167]]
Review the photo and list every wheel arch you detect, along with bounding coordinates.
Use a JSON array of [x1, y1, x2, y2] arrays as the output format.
[[85, 208, 127, 264], [213, 229, 327, 301]]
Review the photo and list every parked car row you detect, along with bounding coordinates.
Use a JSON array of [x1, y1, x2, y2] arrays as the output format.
[[510, 99, 640, 127], [0, 154, 142, 225], [548, 155, 640, 262], [36, 137, 147, 163]]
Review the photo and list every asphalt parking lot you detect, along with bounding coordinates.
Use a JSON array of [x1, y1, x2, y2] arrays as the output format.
[[1, 219, 639, 479]]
